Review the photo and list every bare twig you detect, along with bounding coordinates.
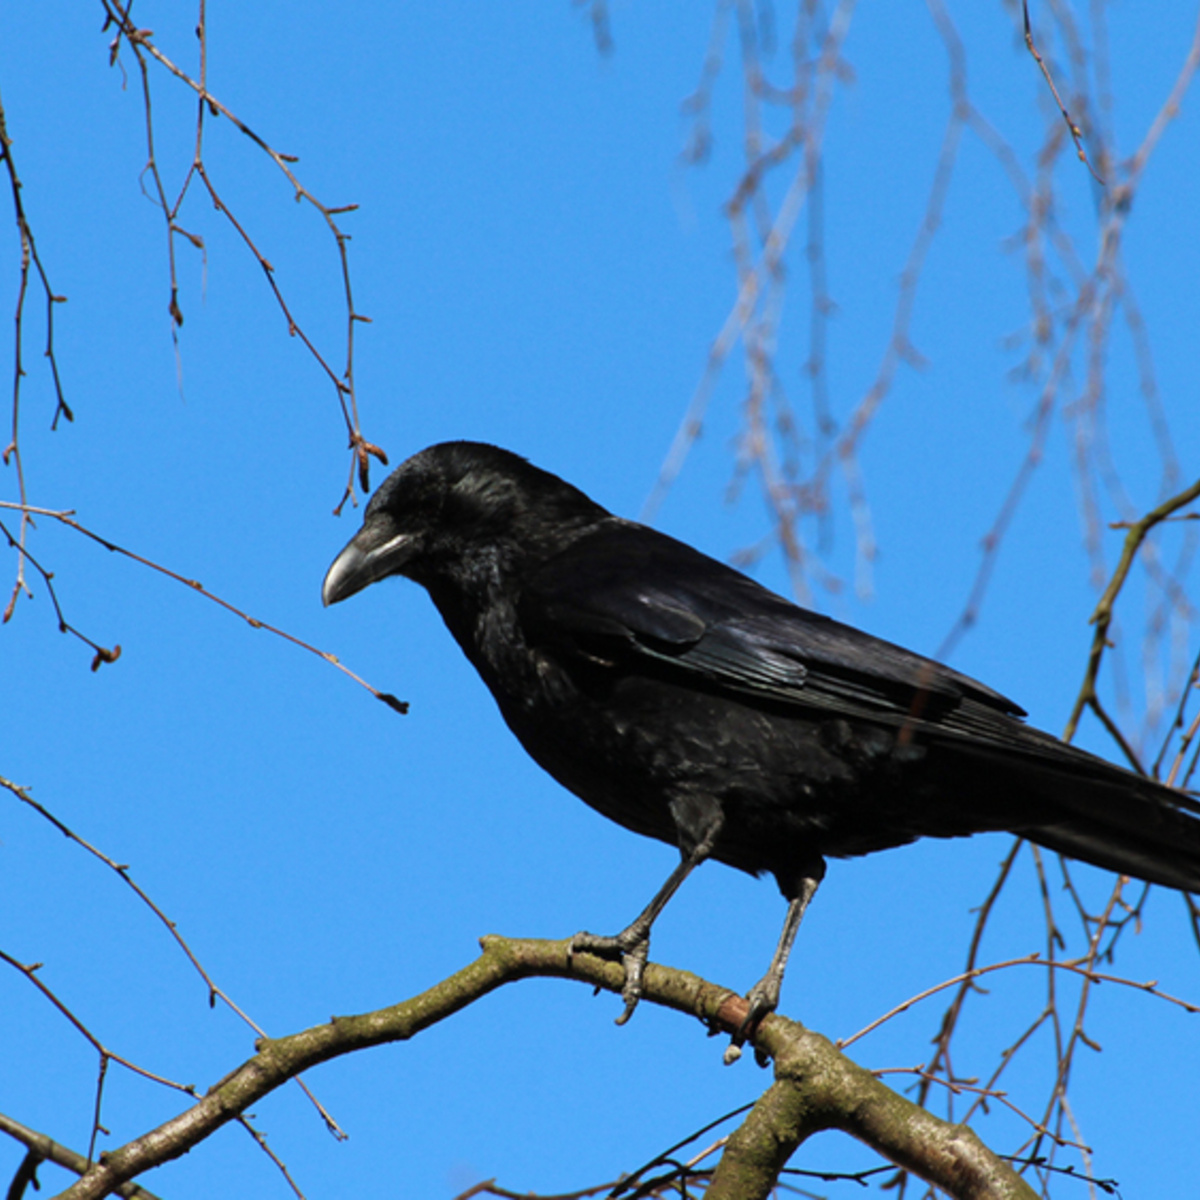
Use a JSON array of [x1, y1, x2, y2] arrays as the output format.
[[0, 89, 72, 629], [99, 1, 386, 512], [0, 773, 346, 1141], [1064, 477, 1200, 744], [0, 500, 407, 713], [1021, 0, 1105, 183]]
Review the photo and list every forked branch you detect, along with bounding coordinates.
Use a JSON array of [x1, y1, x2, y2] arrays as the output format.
[[45, 937, 1033, 1200]]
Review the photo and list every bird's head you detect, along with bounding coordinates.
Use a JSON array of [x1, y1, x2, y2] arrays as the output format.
[[322, 441, 607, 607]]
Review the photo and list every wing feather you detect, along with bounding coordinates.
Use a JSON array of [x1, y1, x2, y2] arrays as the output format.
[[519, 519, 1023, 722]]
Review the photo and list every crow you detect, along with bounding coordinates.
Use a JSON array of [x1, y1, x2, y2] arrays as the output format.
[[322, 440, 1200, 1037]]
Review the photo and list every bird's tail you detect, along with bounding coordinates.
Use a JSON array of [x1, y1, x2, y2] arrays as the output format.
[[1018, 768, 1200, 893], [942, 723, 1200, 893]]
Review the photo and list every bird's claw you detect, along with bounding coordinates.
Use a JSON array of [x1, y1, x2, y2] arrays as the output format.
[[571, 929, 650, 1024], [723, 978, 780, 1066]]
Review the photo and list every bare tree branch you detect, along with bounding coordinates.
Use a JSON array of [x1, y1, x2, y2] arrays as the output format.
[[49, 937, 1035, 1200], [0, 1113, 161, 1200]]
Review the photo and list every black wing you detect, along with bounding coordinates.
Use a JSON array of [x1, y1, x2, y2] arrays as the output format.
[[518, 518, 1023, 725], [518, 518, 1200, 891]]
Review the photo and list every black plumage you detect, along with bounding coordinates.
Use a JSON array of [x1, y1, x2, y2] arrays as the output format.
[[322, 441, 1200, 1032]]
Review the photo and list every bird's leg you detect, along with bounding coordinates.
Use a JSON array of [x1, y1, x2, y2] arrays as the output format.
[[571, 851, 702, 1025], [725, 869, 823, 1063], [572, 818, 721, 1025]]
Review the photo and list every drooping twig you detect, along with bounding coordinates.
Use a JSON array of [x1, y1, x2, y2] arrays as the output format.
[[99, 1, 386, 512]]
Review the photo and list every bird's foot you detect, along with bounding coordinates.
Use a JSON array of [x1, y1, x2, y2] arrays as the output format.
[[570, 928, 650, 1025], [722, 974, 781, 1066]]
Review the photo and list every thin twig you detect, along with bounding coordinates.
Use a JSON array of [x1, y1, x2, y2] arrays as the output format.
[[0, 500, 407, 713]]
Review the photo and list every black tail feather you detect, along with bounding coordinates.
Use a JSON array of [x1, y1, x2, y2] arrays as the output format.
[[963, 728, 1200, 892]]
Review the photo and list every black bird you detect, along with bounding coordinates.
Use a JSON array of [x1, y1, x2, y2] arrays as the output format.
[[323, 441, 1200, 1034]]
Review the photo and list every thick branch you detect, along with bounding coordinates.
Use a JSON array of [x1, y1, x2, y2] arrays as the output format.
[[53, 937, 1032, 1200], [709, 1025, 1037, 1200], [0, 1112, 160, 1200]]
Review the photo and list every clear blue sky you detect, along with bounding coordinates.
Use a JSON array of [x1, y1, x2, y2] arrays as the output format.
[[3, 4, 1199, 1197]]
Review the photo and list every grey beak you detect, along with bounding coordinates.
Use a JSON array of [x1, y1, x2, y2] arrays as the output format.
[[322, 520, 415, 606]]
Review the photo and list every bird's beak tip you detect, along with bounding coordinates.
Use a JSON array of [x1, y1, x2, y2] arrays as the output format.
[[322, 543, 366, 608], [322, 524, 413, 608]]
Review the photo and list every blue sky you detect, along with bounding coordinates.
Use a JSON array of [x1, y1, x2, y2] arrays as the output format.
[[3, 4, 1200, 1197]]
